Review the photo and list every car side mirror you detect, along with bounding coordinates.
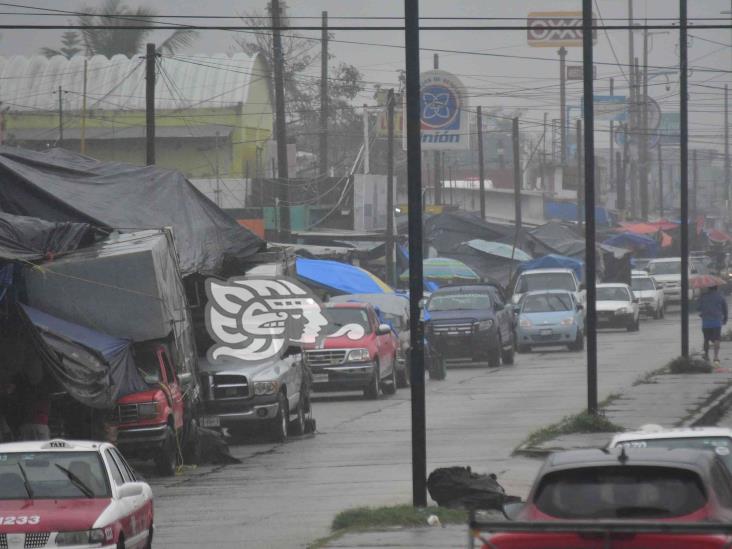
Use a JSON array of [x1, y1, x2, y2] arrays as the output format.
[[512, 305, 521, 314], [579, 283, 586, 291], [118, 482, 144, 499], [377, 323, 392, 335], [633, 297, 639, 304], [576, 303, 584, 311], [494, 302, 504, 312], [283, 345, 302, 358], [502, 501, 525, 521]]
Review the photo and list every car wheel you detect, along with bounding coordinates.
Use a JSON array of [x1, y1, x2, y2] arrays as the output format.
[[654, 306, 660, 319], [660, 304, 665, 318], [364, 362, 380, 399], [517, 344, 531, 354], [117, 537, 125, 549], [501, 338, 515, 365], [288, 396, 306, 436], [634, 316, 640, 331], [144, 526, 153, 549], [428, 356, 447, 380], [396, 357, 410, 388], [570, 331, 584, 351], [488, 338, 501, 368], [382, 361, 397, 395], [154, 425, 178, 477], [270, 392, 289, 443], [181, 419, 201, 465]]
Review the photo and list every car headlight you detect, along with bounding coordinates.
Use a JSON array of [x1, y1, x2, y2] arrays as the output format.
[[137, 401, 159, 419], [476, 319, 494, 331], [56, 529, 105, 545], [519, 318, 532, 328], [615, 307, 630, 315], [253, 381, 280, 396], [346, 348, 370, 362], [560, 318, 574, 326]]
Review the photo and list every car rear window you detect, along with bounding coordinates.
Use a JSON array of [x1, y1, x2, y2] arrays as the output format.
[[517, 273, 576, 293], [596, 287, 630, 301], [522, 293, 573, 313], [534, 466, 706, 519]]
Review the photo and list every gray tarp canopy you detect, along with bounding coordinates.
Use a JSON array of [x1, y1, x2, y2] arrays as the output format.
[[0, 211, 96, 261], [0, 147, 264, 275]]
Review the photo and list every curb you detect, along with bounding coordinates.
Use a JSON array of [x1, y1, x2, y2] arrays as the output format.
[[688, 381, 732, 427]]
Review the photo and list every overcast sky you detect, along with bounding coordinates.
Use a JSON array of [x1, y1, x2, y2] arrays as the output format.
[[1, 1, 730, 148]]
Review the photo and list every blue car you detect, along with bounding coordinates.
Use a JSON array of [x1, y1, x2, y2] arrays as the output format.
[[515, 290, 584, 353]]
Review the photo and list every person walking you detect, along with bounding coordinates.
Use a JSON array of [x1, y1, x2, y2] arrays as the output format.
[[699, 285, 728, 364]]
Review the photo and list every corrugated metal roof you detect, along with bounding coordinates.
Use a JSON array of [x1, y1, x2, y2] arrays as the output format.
[[0, 53, 268, 112], [12, 123, 234, 141]]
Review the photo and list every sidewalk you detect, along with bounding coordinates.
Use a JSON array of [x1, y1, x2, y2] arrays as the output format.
[[314, 357, 732, 548]]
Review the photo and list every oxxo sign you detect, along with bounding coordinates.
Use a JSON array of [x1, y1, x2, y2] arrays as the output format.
[[527, 11, 597, 47], [414, 70, 470, 151]]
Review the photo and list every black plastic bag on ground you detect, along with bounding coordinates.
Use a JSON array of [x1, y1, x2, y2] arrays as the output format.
[[197, 427, 241, 465], [427, 466, 516, 510]]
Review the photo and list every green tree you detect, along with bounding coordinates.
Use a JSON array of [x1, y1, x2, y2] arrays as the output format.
[[42, 0, 197, 58], [41, 31, 83, 59], [232, 2, 365, 175]]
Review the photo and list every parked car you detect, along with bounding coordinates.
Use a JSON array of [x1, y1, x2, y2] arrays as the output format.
[[610, 425, 732, 473], [425, 284, 514, 373], [329, 293, 411, 387], [112, 341, 198, 476], [647, 257, 699, 303], [631, 270, 665, 319], [198, 346, 312, 443], [0, 439, 154, 548], [480, 447, 732, 549], [511, 268, 586, 315], [515, 290, 584, 353], [306, 302, 399, 399], [596, 283, 640, 331]]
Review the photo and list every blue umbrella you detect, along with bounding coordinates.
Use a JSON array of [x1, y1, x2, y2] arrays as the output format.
[[295, 257, 393, 295]]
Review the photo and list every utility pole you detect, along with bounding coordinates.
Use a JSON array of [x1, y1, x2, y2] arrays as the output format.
[[362, 104, 370, 174], [609, 78, 614, 189], [56, 85, 64, 147], [405, 0, 426, 509], [577, 119, 584, 227], [214, 131, 221, 207], [80, 59, 88, 154], [542, 112, 548, 190], [640, 26, 650, 220], [271, 0, 291, 240], [559, 46, 568, 167], [319, 11, 328, 177], [680, 0, 690, 358], [725, 85, 730, 216], [617, 151, 625, 212], [583, 0, 598, 415], [145, 43, 156, 166], [692, 149, 698, 229], [658, 144, 664, 219], [513, 117, 522, 231], [478, 106, 486, 219], [386, 89, 396, 287], [622, 122, 630, 219], [433, 54, 441, 205], [628, 0, 635, 138]]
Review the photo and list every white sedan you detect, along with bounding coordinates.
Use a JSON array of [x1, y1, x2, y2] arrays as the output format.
[[0, 439, 153, 548], [595, 283, 640, 331]]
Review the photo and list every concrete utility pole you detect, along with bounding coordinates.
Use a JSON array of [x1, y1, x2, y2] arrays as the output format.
[[542, 112, 548, 190], [680, 0, 690, 358], [478, 106, 486, 219], [319, 11, 328, 177], [577, 119, 584, 226], [433, 54, 441, 206], [145, 43, 156, 165], [623, 122, 630, 217], [609, 78, 614, 188], [385, 89, 396, 287], [80, 59, 87, 154], [658, 144, 664, 219], [617, 151, 625, 212], [271, 0, 291, 240], [56, 85, 64, 147], [726, 85, 730, 216], [512, 117, 522, 231], [559, 46, 568, 167]]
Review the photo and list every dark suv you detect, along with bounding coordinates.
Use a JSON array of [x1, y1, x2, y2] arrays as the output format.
[[425, 284, 515, 378]]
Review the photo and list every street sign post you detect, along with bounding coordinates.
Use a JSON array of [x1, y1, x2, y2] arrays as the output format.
[[567, 64, 596, 80], [527, 11, 597, 47]]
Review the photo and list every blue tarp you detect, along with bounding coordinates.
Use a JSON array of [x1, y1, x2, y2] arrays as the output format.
[[20, 304, 147, 408], [296, 257, 393, 295], [603, 232, 659, 257], [517, 254, 584, 281], [544, 201, 613, 226]]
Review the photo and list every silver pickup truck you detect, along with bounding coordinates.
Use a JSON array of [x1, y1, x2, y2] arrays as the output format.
[[197, 348, 313, 442]]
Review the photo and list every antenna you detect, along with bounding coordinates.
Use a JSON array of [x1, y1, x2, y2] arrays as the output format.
[[618, 446, 629, 464]]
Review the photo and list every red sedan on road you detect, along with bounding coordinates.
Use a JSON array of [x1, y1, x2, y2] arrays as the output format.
[[477, 448, 732, 548]]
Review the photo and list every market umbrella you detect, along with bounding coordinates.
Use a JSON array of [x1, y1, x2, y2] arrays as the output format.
[[295, 257, 393, 295], [399, 257, 480, 283], [690, 274, 727, 289], [464, 240, 532, 262]]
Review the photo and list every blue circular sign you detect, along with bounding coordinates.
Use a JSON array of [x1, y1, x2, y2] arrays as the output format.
[[421, 83, 460, 130]]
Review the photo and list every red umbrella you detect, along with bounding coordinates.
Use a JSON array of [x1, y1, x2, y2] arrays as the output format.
[[690, 274, 726, 289]]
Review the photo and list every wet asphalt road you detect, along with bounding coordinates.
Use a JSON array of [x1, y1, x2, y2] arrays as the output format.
[[143, 307, 696, 548]]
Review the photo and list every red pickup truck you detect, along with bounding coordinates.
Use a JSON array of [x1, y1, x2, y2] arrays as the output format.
[[110, 341, 197, 476], [305, 302, 399, 399]]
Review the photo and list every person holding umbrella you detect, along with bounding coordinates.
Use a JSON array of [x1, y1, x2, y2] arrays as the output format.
[[698, 285, 728, 364]]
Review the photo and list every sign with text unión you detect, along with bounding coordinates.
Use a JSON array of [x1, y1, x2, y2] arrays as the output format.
[[415, 70, 470, 151]]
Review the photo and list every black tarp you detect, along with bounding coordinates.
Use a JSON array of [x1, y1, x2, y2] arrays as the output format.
[[0, 147, 264, 275], [19, 304, 147, 409], [528, 222, 585, 258], [0, 212, 96, 261]]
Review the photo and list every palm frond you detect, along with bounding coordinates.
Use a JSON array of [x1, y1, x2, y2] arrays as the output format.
[[158, 29, 199, 55], [40, 47, 63, 59]]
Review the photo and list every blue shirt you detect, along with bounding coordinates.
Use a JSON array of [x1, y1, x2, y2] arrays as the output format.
[[698, 291, 728, 329]]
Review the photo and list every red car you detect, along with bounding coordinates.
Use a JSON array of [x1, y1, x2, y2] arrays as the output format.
[[305, 302, 399, 399], [478, 448, 732, 548]]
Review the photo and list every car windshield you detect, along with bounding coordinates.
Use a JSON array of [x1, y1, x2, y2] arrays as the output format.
[[649, 261, 681, 275], [597, 287, 630, 301], [427, 293, 491, 312], [522, 294, 573, 313], [631, 278, 655, 291], [135, 351, 161, 384], [534, 466, 706, 519], [0, 451, 110, 500], [616, 436, 732, 471], [324, 308, 370, 335], [517, 273, 576, 293]]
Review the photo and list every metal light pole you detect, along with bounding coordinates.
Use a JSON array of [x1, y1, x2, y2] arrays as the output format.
[[680, 0, 690, 358]]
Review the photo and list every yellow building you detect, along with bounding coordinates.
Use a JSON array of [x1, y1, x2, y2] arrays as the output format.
[[0, 53, 273, 178]]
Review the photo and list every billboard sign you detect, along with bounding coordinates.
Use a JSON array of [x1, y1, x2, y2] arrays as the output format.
[[527, 12, 597, 47], [418, 70, 470, 150], [376, 108, 404, 138]]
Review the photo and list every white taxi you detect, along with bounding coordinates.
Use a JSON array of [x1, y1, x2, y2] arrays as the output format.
[[0, 439, 153, 548]]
